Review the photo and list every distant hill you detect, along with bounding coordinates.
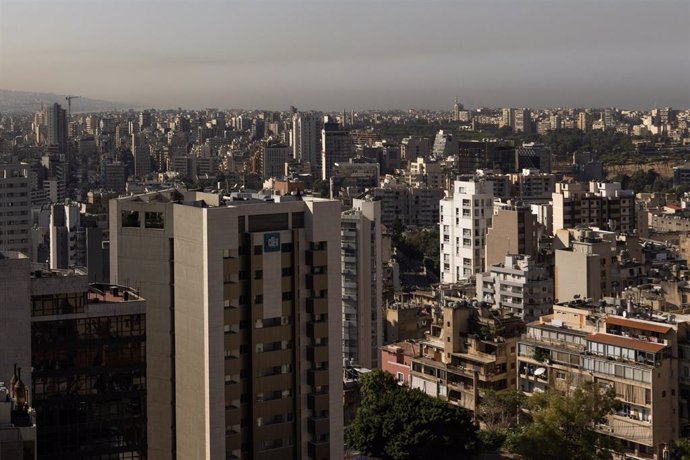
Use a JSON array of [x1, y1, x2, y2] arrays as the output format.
[[0, 89, 135, 113]]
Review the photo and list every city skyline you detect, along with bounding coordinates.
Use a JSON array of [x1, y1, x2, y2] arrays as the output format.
[[1, 0, 688, 111]]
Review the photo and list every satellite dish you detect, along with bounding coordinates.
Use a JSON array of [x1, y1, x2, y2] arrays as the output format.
[[534, 367, 546, 377]]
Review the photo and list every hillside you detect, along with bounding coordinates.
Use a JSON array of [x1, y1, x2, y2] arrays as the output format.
[[0, 89, 135, 113]]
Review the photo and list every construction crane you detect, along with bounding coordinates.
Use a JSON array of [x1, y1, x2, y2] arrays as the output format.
[[65, 95, 80, 119]]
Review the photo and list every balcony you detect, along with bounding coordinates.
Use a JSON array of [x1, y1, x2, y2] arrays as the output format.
[[306, 273, 328, 291], [307, 344, 329, 363], [308, 440, 330, 460], [307, 369, 329, 387], [307, 321, 329, 340], [308, 391, 329, 412], [599, 414, 653, 446], [308, 416, 329, 437], [306, 297, 328, 315], [306, 250, 328, 267]]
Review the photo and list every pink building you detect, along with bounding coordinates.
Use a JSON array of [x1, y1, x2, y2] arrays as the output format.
[[380, 342, 417, 385]]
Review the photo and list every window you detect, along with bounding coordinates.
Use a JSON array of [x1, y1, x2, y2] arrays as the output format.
[[396, 372, 404, 382], [144, 211, 164, 229], [121, 210, 140, 227]]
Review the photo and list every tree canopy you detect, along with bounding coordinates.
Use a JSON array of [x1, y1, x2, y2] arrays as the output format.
[[507, 382, 621, 460], [346, 369, 480, 460]]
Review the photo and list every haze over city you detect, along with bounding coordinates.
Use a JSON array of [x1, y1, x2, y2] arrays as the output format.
[[1, 0, 688, 110]]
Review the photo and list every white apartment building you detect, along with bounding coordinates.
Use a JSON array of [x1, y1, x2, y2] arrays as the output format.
[[341, 198, 382, 369], [476, 254, 553, 322], [440, 178, 494, 283]]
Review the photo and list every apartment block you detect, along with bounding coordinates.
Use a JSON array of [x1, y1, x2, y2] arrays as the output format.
[[341, 198, 382, 369], [440, 178, 494, 283], [408, 299, 523, 412], [476, 255, 553, 322], [0, 164, 31, 256], [517, 302, 687, 459], [485, 202, 539, 270], [555, 233, 613, 302], [367, 184, 444, 228], [552, 181, 639, 234], [110, 190, 344, 460]]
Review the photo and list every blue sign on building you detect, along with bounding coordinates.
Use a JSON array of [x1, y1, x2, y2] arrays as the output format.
[[264, 232, 281, 252]]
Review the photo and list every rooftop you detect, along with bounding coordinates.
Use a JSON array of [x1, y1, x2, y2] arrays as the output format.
[[605, 315, 672, 334], [586, 333, 667, 353]]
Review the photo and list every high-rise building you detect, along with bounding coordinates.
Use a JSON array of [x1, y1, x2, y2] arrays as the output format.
[[30, 269, 147, 459], [549, 114, 562, 131], [0, 251, 36, 459], [110, 190, 344, 460], [45, 103, 68, 154], [103, 161, 127, 193], [341, 198, 382, 369], [139, 110, 152, 129], [48, 203, 84, 269], [0, 164, 31, 256], [132, 133, 151, 177], [577, 111, 590, 132], [259, 142, 290, 179], [440, 178, 494, 283], [501, 108, 515, 129], [321, 117, 352, 180], [513, 108, 532, 134], [292, 113, 320, 169], [452, 97, 464, 122]]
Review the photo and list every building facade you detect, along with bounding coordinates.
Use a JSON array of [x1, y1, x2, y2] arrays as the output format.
[[0, 164, 31, 256], [341, 198, 382, 369], [517, 303, 684, 459], [440, 178, 494, 283], [476, 255, 553, 322], [110, 190, 344, 460]]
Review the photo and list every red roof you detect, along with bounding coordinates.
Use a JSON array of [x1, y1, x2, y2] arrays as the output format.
[[605, 316, 672, 334], [587, 333, 667, 353]]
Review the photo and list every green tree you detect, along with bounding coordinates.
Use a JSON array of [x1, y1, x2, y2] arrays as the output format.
[[347, 369, 480, 460], [508, 382, 622, 460], [674, 438, 690, 460], [477, 389, 527, 433]]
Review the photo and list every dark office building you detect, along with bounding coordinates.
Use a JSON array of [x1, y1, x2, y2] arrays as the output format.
[[30, 270, 146, 459]]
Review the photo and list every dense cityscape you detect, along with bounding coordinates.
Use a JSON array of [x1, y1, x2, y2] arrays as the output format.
[[0, 97, 689, 460], [2, 0, 690, 458]]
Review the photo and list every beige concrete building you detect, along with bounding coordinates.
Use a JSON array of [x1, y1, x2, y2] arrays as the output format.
[[552, 181, 640, 234], [409, 299, 523, 412], [485, 202, 539, 270], [517, 302, 686, 459], [111, 190, 344, 460], [555, 234, 613, 302], [477, 255, 553, 322]]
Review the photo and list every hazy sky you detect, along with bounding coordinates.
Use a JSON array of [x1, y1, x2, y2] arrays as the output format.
[[1, 0, 688, 110]]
